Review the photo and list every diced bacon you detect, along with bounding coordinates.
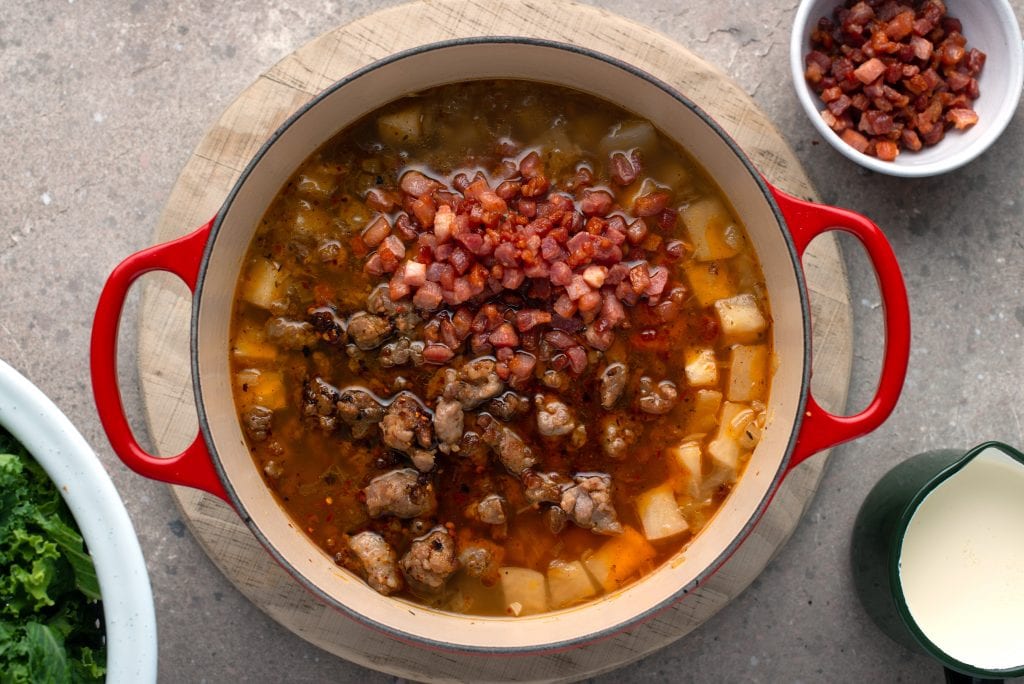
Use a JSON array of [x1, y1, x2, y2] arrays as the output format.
[[841, 129, 871, 154], [633, 191, 670, 217], [404, 261, 427, 287], [549, 261, 573, 286], [413, 281, 444, 311], [433, 204, 454, 242], [489, 323, 520, 348], [565, 275, 592, 301], [400, 170, 441, 197], [645, 266, 668, 297], [629, 263, 651, 294], [422, 343, 455, 364], [553, 293, 577, 319], [501, 268, 524, 290], [508, 352, 537, 380], [362, 215, 391, 248], [516, 309, 552, 332], [854, 58, 887, 84], [946, 108, 978, 130], [582, 265, 608, 289], [577, 290, 603, 313], [601, 292, 626, 327]]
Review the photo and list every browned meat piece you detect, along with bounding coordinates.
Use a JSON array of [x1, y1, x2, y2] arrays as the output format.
[[600, 413, 639, 460], [599, 362, 628, 409], [560, 474, 623, 535], [379, 338, 425, 368], [637, 377, 678, 415], [534, 395, 576, 437], [484, 392, 530, 422], [433, 397, 464, 454], [336, 388, 384, 439], [308, 307, 347, 345], [348, 531, 403, 596], [347, 312, 393, 350], [241, 405, 273, 442], [458, 544, 499, 583], [480, 417, 537, 475], [366, 285, 420, 334], [400, 528, 460, 595], [265, 317, 319, 350], [363, 468, 437, 518], [444, 358, 504, 409], [380, 392, 434, 462], [475, 494, 508, 525], [409, 448, 436, 472], [521, 470, 569, 505], [302, 377, 339, 431], [545, 504, 568, 534]]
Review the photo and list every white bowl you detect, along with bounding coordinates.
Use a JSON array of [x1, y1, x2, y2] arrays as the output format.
[[790, 0, 1024, 177], [0, 360, 157, 682]]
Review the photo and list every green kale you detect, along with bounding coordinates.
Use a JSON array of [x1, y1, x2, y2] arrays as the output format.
[[0, 426, 105, 683]]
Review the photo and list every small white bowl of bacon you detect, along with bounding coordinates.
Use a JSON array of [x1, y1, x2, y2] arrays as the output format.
[[791, 0, 1023, 177]]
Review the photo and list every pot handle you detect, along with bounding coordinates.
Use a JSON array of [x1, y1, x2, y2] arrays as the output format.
[[90, 218, 231, 504], [770, 185, 910, 471]]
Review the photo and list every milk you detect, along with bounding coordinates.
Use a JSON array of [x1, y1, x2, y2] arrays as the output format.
[[899, 446, 1024, 670]]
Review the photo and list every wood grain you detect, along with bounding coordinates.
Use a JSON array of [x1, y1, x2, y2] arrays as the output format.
[[136, 0, 853, 679]]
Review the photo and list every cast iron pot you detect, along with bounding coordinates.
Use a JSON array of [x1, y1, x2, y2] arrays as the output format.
[[91, 38, 911, 653]]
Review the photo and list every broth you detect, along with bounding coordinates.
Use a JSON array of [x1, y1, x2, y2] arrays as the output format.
[[228, 80, 772, 616]]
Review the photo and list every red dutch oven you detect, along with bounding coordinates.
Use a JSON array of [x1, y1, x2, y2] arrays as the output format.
[[91, 38, 910, 653]]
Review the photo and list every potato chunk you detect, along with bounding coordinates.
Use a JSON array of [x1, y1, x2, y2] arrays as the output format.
[[707, 401, 752, 471], [727, 344, 769, 402], [547, 560, 600, 609], [683, 260, 734, 307], [584, 526, 657, 592], [235, 369, 287, 411], [241, 258, 283, 310], [670, 440, 703, 482], [682, 197, 742, 261], [499, 567, 548, 616], [684, 348, 718, 387], [231, 326, 277, 363], [686, 389, 722, 435], [714, 294, 767, 343], [377, 105, 423, 146], [636, 484, 690, 541]]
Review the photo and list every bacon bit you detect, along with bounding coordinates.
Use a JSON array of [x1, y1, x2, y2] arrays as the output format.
[[565, 275, 592, 302], [580, 189, 614, 217], [874, 140, 899, 162], [413, 281, 444, 311], [947, 108, 979, 130], [434, 204, 455, 242], [854, 59, 887, 85], [515, 310, 552, 332], [582, 265, 608, 289], [840, 129, 871, 154], [422, 343, 455, 364], [489, 323, 520, 348], [404, 260, 427, 287], [508, 352, 537, 380], [400, 170, 442, 197], [609, 152, 637, 186], [629, 263, 652, 295], [633, 191, 670, 217], [362, 215, 392, 248]]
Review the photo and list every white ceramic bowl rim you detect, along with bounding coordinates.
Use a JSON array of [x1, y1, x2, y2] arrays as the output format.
[[0, 359, 158, 681], [191, 36, 812, 653], [790, 0, 1024, 177]]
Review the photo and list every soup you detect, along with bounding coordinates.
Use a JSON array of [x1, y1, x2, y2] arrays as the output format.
[[228, 80, 772, 616]]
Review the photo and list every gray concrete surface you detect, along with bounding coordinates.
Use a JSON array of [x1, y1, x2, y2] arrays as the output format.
[[2, 1, 1023, 681]]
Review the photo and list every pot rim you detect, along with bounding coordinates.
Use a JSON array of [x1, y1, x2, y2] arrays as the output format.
[[190, 35, 812, 653]]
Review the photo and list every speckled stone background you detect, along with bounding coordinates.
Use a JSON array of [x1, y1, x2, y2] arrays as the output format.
[[1, 1, 1022, 682]]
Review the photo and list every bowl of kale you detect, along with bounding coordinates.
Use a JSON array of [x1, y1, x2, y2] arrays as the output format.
[[0, 359, 156, 682]]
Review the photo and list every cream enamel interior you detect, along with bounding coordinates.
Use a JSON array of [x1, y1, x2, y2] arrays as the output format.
[[195, 42, 808, 650]]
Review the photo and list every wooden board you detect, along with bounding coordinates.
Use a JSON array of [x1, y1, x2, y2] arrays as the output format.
[[137, 0, 854, 680]]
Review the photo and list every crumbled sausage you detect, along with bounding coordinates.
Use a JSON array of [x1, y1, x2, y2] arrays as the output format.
[[480, 417, 537, 475], [347, 312, 393, 350], [458, 544, 499, 583], [599, 362, 629, 409], [534, 395, 577, 437], [265, 317, 319, 350], [308, 307, 347, 345], [559, 474, 623, 535], [521, 470, 569, 506], [241, 405, 273, 442], [600, 413, 639, 460], [475, 494, 508, 525], [348, 532, 404, 596], [336, 387, 385, 439], [379, 392, 434, 467], [363, 468, 437, 518], [302, 377, 340, 431], [444, 358, 505, 409], [400, 528, 459, 594], [433, 397, 464, 454], [637, 377, 678, 415], [484, 392, 530, 422]]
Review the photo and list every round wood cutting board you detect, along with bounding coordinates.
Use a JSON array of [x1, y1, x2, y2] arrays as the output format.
[[136, 1, 854, 680]]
